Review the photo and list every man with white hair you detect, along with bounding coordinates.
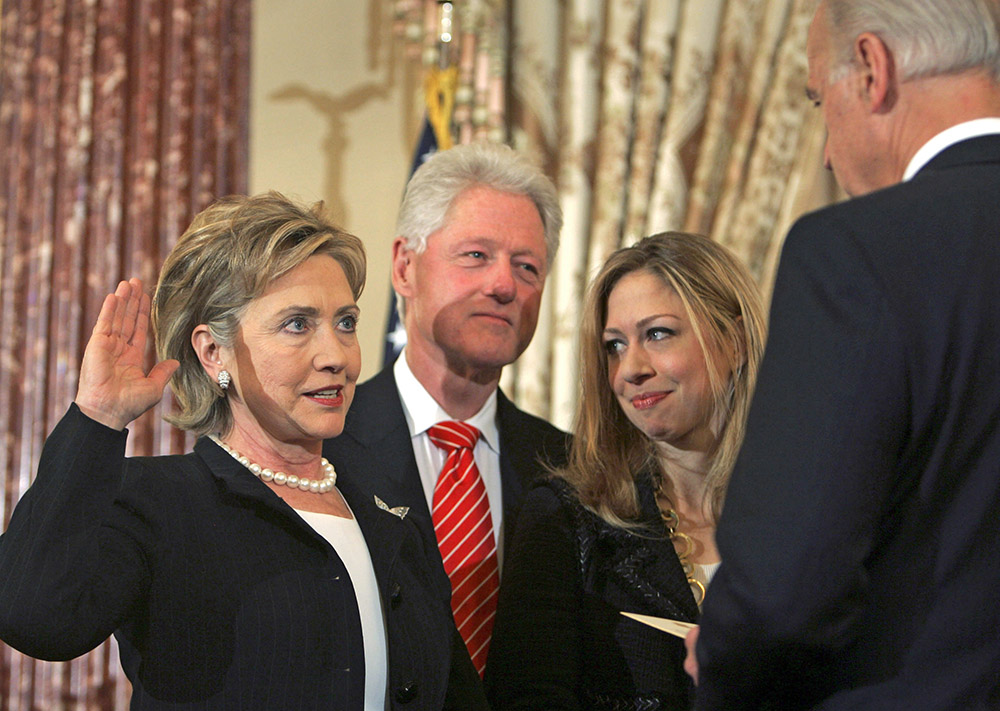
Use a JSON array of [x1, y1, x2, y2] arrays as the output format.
[[689, 1, 1000, 708], [324, 143, 569, 686]]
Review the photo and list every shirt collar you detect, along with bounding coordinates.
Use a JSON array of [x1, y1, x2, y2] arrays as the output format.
[[903, 118, 1000, 181], [393, 349, 500, 452]]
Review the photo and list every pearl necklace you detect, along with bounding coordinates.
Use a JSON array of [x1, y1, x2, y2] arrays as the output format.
[[209, 436, 337, 494]]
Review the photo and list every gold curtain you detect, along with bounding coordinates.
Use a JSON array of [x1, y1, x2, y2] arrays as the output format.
[[0, 0, 250, 707], [392, 0, 840, 429]]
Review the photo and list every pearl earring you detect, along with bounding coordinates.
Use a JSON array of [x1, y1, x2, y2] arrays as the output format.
[[217, 370, 231, 391]]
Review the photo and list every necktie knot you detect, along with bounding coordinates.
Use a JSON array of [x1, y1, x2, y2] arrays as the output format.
[[428, 421, 480, 452]]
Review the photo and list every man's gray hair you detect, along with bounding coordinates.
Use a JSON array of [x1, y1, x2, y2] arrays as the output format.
[[825, 0, 1000, 82], [396, 142, 562, 266]]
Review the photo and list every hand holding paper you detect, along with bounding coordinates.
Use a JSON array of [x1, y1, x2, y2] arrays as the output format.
[[620, 612, 700, 684]]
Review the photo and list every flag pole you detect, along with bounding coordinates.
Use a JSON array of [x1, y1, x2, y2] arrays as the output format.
[[382, 0, 459, 367]]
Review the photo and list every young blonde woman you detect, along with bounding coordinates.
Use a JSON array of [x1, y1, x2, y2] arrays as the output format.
[[485, 232, 767, 710]]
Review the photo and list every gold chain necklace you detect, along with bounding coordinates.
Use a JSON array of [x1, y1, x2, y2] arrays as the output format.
[[657, 503, 707, 606]]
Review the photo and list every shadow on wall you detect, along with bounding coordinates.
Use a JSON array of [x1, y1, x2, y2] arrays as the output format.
[[268, 81, 391, 225]]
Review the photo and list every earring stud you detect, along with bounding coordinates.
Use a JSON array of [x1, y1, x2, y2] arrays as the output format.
[[217, 370, 231, 391]]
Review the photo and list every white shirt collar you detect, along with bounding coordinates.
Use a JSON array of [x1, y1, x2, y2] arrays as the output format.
[[903, 118, 1000, 181], [392, 349, 500, 452]]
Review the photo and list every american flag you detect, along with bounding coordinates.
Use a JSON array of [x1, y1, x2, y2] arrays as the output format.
[[381, 117, 439, 368]]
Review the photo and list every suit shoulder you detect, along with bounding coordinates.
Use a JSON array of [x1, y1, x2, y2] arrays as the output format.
[[348, 366, 400, 409], [513, 477, 580, 536], [497, 396, 571, 464], [121, 452, 214, 500], [510, 406, 569, 439], [497, 393, 568, 438], [329, 367, 407, 451], [126, 451, 203, 476], [790, 165, 999, 239], [785, 174, 1000, 284]]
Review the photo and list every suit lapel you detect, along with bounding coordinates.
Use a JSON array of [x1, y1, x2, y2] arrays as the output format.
[[496, 390, 562, 554], [633, 475, 701, 621], [496, 390, 531, 553], [551, 475, 700, 623], [194, 437, 338, 551], [332, 372, 455, 599], [333, 367, 434, 533], [603, 527, 700, 623], [196, 436, 289, 511], [337, 472, 407, 597], [200, 433, 413, 603]]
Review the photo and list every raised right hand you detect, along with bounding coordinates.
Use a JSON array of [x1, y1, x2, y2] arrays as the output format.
[[75, 278, 179, 430]]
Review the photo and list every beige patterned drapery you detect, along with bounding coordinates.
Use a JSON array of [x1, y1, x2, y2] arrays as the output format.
[[0, 0, 250, 708], [392, 0, 840, 429]]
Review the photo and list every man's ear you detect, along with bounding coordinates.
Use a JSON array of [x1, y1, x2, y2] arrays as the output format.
[[191, 325, 226, 381], [854, 31, 895, 113], [391, 237, 416, 297]]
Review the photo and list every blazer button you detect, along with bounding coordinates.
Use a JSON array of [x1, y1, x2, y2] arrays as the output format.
[[394, 681, 419, 703], [390, 582, 402, 608]]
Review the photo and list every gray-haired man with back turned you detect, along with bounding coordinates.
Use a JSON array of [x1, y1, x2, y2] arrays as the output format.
[[690, 1, 1000, 708]]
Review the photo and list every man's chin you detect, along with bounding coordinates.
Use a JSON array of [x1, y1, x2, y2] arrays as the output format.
[[444, 345, 524, 379]]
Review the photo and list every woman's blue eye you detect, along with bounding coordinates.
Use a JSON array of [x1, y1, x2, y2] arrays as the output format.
[[604, 339, 624, 355], [338, 314, 358, 332], [285, 317, 308, 332]]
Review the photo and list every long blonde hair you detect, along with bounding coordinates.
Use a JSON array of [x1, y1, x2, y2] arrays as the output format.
[[559, 232, 767, 527]]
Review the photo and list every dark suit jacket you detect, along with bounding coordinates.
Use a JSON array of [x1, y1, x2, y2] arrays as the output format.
[[696, 136, 1000, 710], [0, 404, 486, 711], [485, 475, 699, 710], [323, 365, 571, 595]]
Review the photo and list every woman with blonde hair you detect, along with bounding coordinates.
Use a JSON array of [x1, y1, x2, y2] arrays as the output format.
[[0, 192, 485, 710], [486, 232, 766, 710]]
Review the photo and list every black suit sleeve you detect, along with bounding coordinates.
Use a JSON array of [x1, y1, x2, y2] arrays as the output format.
[[0, 404, 150, 660], [695, 215, 910, 709], [485, 483, 583, 711]]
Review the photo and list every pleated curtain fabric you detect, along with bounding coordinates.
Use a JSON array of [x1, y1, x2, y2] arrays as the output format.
[[457, 0, 838, 430], [428, 421, 500, 676], [387, 1, 840, 428], [0, 0, 250, 707]]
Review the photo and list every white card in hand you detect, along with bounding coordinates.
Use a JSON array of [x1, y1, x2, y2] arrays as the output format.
[[620, 612, 696, 639]]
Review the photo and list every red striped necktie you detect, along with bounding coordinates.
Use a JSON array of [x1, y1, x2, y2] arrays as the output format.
[[428, 421, 500, 677]]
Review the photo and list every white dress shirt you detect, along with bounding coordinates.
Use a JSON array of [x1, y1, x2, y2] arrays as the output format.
[[393, 350, 506, 570], [903, 117, 1000, 181]]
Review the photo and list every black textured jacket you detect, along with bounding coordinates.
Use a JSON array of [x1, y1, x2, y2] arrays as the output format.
[[486, 473, 699, 710]]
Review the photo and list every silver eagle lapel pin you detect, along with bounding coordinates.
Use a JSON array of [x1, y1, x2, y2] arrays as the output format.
[[374, 495, 410, 520]]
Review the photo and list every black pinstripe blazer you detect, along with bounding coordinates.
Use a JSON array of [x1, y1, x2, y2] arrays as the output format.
[[0, 404, 486, 710]]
